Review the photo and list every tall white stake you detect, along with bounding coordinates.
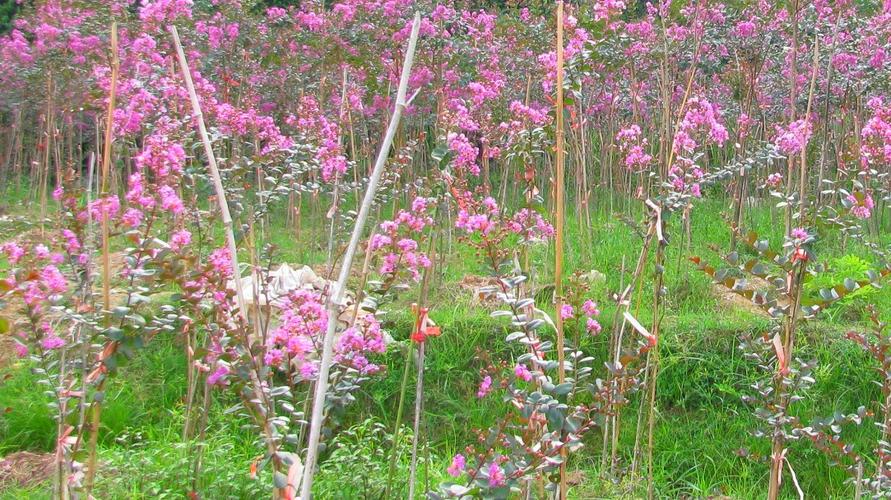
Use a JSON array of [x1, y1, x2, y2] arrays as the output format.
[[300, 12, 422, 499], [170, 26, 248, 322]]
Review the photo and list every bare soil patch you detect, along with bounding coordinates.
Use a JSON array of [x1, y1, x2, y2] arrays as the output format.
[[0, 451, 54, 489]]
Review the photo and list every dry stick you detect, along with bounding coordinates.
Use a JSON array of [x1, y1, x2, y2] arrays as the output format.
[[623, 222, 656, 479], [169, 26, 248, 326], [731, 61, 760, 251], [646, 205, 666, 500], [601, 254, 627, 473], [349, 233, 377, 328], [406, 339, 425, 499], [325, 67, 351, 274], [554, 3, 568, 499], [783, 0, 800, 239], [769, 33, 822, 500], [83, 24, 119, 496], [816, 15, 842, 209], [879, 386, 891, 481], [70, 158, 97, 500], [408, 237, 436, 500], [300, 14, 421, 499], [40, 75, 53, 237], [385, 339, 415, 498], [191, 377, 212, 493], [75, 152, 96, 454], [635, 35, 700, 498], [800, 34, 819, 226]]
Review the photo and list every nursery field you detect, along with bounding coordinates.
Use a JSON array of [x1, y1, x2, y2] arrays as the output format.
[[1, 1, 891, 499]]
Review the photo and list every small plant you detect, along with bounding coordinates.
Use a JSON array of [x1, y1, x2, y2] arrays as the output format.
[[805, 254, 878, 320], [694, 227, 889, 498], [315, 417, 434, 499]]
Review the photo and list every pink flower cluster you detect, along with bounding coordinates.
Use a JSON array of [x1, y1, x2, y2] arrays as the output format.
[[539, 13, 591, 92], [181, 247, 235, 311], [774, 119, 813, 156], [847, 192, 875, 219], [139, 0, 194, 30], [79, 196, 121, 223], [593, 0, 627, 22], [447, 132, 480, 176], [616, 125, 653, 171], [477, 375, 493, 398], [334, 314, 387, 375], [563, 299, 602, 335], [264, 289, 386, 379], [447, 453, 466, 477], [456, 197, 499, 236], [289, 95, 348, 182], [2, 240, 69, 315], [454, 196, 555, 246], [673, 98, 729, 155], [487, 461, 506, 487], [369, 197, 434, 282], [514, 363, 533, 382], [264, 289, 327, 379], [134, 133, 186, 178], [506, 209, 556, 242], [861, 97, 891, 167], [508, 101, 550, 126], [215, 103, 293, 156], [668, 98, 728, 197], [206, 363, 231, 386]]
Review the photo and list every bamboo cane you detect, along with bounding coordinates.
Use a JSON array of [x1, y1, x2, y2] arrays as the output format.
[[83, 24, 119, 496], [554, 3, 568, 499], [300, 14, 421, 499], [408, 236, 436, 499]]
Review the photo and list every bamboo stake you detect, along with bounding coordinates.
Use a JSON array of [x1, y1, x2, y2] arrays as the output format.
[[100, 25, 118, 317], [385, 339, 415, 498], [170, 26, 248, 322], [408, 237, 436, 499], [300, 14, 421, 499], [554, 3, 568, 499], [40, 74, 53, 237], [782, 0, 800, 240], [83, 24, 119, 496]]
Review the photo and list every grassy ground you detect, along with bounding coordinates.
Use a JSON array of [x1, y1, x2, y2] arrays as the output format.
[[1, 184, 890, 498]]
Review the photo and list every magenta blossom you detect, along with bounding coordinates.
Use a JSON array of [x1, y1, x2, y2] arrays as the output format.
[[487, 462, 506, 487], [40, 334, 65, 350], [560, 304, 574, 320], [477, 375, 493, 398], [447, 454, 466, 477]]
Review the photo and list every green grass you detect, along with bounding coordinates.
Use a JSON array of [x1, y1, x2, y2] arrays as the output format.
[[2, 184, 891, 498]]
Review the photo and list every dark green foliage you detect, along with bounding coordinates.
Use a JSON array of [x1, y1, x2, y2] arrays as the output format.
[[0, 0, 22, 35]]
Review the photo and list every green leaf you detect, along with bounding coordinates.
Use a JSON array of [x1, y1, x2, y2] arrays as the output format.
[[273, 471, 288, 489], [105, 327, 124, 341], [554, 382, 573, 396]]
